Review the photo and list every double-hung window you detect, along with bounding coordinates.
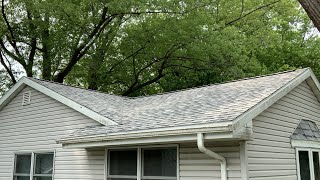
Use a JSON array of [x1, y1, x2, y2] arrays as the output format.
[[13, 152, 54, 180], [297, 149, 320, 180], [107, 146, 178, 180]]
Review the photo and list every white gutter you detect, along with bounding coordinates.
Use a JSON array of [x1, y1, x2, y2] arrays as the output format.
[[197, 133, 227, 180]]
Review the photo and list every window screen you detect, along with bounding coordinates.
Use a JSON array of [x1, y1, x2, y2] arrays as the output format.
[[142, 148, 177, 179], [14, 154, 31, 180], [299, 151, 311, 180], [13, 153, 53, 180], [314, 152, 320, 180], [15, 154, 31, 174], [35, 154, 54, 174], [108, 149, 137, 179], [108, 147, 177, 180]]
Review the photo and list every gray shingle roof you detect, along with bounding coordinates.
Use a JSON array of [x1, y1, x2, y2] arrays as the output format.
[[291, 120, 320, 141], [28, 68, 308, 138]]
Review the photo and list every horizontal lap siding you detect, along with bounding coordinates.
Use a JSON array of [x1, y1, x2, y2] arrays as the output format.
[[0, 86, 105, 180], [248, 81, 320, 180], [179, 142, 241, 180]]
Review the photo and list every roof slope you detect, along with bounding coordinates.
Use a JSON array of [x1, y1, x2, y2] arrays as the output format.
[[25, 69, 309, 139], [29, 78, 126, 122]]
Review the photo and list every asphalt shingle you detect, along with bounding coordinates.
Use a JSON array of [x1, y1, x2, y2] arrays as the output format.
[[291, 120, 320, 142], [28, 68, 307, 138]]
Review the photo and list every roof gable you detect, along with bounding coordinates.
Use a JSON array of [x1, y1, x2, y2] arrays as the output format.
[[0, 78, 118, 126], [291, 120, 320, 141]]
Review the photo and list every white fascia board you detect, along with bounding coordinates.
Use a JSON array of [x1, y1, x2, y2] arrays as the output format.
[[62, 131, 237, 149], [24, 78, 117, 126], [291, 139, 320, 149], [0, 79, 26, 111], [232, 68, 312, 131], [58, 123, 233, 144], [306, 71, 320, 103], [0, 77, 117, 126]]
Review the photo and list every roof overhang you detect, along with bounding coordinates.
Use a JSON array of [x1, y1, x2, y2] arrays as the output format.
[[59, 120, 253, 148], [0, 77, 117, 126]]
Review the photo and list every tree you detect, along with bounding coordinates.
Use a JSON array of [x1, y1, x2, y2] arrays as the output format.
[[0, 0, 319, 96], [298, 0, 320, 32]]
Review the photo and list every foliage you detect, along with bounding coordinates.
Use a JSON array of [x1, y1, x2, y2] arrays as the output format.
[[0, 0, 319, 96]]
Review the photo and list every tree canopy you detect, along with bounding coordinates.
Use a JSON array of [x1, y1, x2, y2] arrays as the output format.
[[0, 0, 319, 96]]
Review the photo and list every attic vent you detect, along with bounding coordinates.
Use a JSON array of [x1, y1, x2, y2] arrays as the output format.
[[22, 91, 31, 106]]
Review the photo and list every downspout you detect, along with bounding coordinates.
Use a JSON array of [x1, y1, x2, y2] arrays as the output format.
[[197, 133, 227, 180]]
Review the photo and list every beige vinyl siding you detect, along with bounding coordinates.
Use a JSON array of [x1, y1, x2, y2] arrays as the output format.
[[248, 81, 320, 180], [179, 142, 242, 180], [0, 86, 105, 180]]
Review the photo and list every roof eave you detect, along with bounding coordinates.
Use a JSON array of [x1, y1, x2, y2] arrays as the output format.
[[0, 77, 117, 126], [58, 123, 245, 148]]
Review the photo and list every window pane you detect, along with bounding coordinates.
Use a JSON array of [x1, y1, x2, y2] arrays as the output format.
[[33, 177, 52, 180], [16, 176, 30, 180], [299, 151, 311, 180], [109, 150, 137, 176], [35, 154, 54, 174], [314, 152, 320, 180], [15, 154, 31, 174], [143, 148, 177, 177]]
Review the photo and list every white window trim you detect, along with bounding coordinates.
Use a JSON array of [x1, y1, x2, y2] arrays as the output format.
[[12, 150, 55, 180], [296, 147, 320, 180], [105, 144, 179, 180]]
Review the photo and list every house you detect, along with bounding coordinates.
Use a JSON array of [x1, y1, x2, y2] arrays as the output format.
[[1, 68, 320, 180]]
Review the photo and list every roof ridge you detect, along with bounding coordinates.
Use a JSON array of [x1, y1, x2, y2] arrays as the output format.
[[129, 68, 309, 99], [25, 68, 308, 99]]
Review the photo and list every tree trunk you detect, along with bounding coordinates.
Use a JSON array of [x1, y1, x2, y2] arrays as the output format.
[[41, 15, 52, 80], [298, 0, 320, 32]]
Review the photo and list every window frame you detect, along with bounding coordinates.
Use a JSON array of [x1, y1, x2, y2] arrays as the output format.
[[296, 148, 320, 180], [12, 151, 55, 180], [105, 144, 179, 180]]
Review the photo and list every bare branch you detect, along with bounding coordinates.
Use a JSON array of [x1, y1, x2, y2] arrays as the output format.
[[225, 0, 280, 27], [0, 39, 26, 67], [0, 50, 16, 83], [240, 0, 245, 17], [1, 0, 23, 58]]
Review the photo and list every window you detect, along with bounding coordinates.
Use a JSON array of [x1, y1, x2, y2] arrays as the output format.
[[13, 152, 54, 180], [297, 149, 320, 180], [107, 146, 178, 180]]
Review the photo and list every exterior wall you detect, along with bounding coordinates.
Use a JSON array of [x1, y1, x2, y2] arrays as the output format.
[[179, 141, 242, 180], [248, 81, 320, 180], [0, 86, 105, 180]]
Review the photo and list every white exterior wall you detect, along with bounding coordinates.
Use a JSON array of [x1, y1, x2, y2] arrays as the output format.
[[0, 86, 105, 180], [179, 142, 242, 180], [248, 81, 320, 180]]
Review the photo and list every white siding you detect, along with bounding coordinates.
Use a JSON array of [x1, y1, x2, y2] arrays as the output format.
[[0, 86, 105, 180], [179, 142, 241, 180], [248, 81, 320, 180]]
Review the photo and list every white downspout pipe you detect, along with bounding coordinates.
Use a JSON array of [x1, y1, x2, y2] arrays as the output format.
[[197, 133, 227, 180]]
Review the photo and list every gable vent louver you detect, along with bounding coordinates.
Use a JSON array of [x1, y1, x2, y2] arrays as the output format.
[[22, 91, 31, 106]]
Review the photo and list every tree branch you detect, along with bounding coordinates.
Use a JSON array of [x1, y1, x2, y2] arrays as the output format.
[[1, 0, 23, 59], [298, 0, 320, 32], [0, 39, 26, 67], [54, 7, 116, 82], [225, 0, 280, 27], [0, 50, 16, 83]]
